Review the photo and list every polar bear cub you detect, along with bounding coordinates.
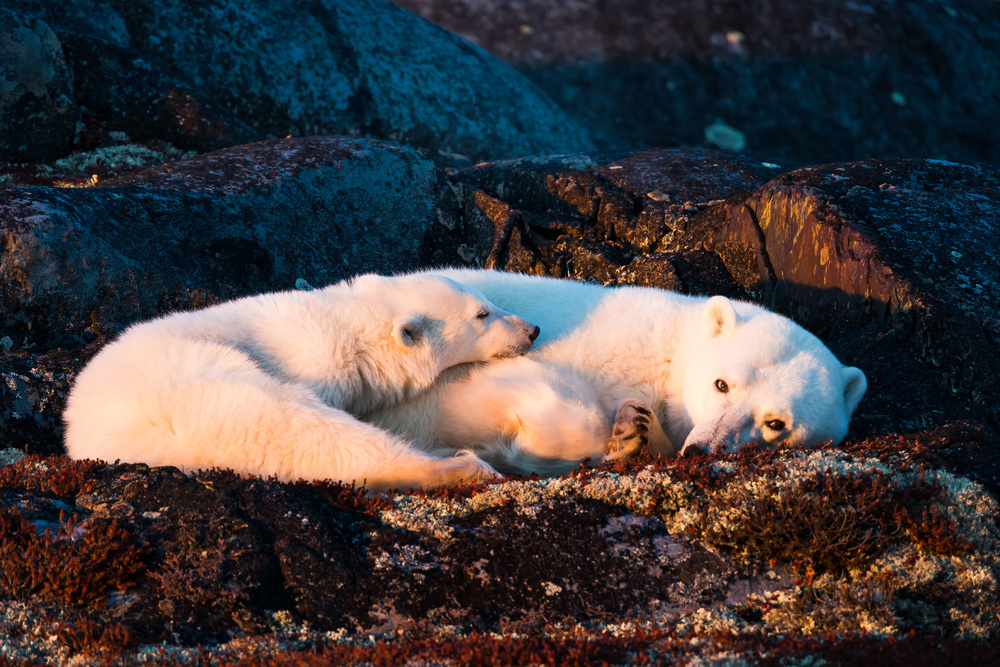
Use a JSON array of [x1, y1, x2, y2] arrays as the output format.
[[369, 269, 867, 475], [63, 273, 539, 489]]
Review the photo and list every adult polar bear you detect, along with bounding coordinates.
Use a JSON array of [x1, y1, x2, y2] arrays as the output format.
[[63, 274, 539, 489], [368, 269, 868, 476]]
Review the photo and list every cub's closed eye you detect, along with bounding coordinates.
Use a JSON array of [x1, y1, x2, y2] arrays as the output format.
[[765, 419, 786, 431], [476, 309, 490, 319], [714, 379, 729, 393]]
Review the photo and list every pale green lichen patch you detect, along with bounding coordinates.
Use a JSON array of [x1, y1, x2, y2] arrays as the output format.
[[0, 139, 196, 187], [0, 448, 25, 468], [50, 143, 195, 183], [0, 601, 69, 664], [376, 469, 701, 539], [365, 443, 999, 644]]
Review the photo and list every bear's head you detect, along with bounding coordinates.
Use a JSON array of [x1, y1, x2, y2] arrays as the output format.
[[680, 296, 867, 455], [352, 273, 540, 372]]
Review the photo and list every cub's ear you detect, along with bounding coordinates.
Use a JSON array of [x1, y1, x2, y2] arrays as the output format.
[[393, 317, 424, 348], [842, 366, 868, 417], [350, 273, 385, 291], [704, 296, 737, 337]]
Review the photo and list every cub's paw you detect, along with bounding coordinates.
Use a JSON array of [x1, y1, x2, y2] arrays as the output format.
[[606, 399, 652, 461], [448, 450, 504, 485]]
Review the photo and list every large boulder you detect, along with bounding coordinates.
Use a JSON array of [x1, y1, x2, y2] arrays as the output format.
[[395, 0, 1000, 166], [3, 0, 592, 164], [0, 8, 76, 162], [0, 136, 442, 349]]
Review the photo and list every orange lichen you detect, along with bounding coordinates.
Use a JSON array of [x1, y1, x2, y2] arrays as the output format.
[[0, 509, 148, 608], [125, 626, 1000, 667], [291, 479, 395, 514], [54, 617, 137, 657], [0, 456, 105, 497]]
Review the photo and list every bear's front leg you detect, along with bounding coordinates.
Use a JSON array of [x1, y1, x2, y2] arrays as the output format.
[[606, 399, 677, 460]]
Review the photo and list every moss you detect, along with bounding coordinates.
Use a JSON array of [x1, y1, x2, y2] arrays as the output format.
[[113, 624, 1000, 666], [0, 456, 106, 498], [0, 509, 148, 608], [53, 616, 137, 659], [0, 138, 195, 187], [290, 479, 395, 515]]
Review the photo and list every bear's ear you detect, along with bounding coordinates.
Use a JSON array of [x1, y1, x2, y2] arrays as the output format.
[[841, 366, 868, 417], [704, 296, 737, 338], [393, 317, 424, 348]]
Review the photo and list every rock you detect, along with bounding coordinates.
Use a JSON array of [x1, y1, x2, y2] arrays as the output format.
[[445, 148, 791, 285], [0, 436, 996, 662], [54, 28, 258, 154], [0, 346, 93, 456], [395, 0, 1000, 166], [0, 9, 76, 162], [8, 0, 592, 164], [0, 136, 442, 350]]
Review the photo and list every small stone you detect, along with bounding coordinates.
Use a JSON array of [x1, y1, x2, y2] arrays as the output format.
[[704, 122, 746, 152]]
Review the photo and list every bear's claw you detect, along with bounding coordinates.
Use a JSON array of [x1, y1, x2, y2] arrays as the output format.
[[606, 399, 652, 460]]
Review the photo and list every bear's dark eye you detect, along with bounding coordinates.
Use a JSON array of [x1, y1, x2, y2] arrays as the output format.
[[714, 379, 729, 393], [476, 309, 490, 320], [765, 419, 786, 432]]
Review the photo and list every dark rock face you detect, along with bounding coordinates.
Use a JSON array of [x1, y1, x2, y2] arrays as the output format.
[[395, 0, 1000, 166], [0, 347, 92, 456], [0, 9, 76, 162], [54, 28, 258, 154], [0, 136, 441, 350], [2, 0, 593, 164]]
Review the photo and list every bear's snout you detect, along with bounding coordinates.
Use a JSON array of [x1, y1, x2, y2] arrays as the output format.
[[497, 316, 540, 357]]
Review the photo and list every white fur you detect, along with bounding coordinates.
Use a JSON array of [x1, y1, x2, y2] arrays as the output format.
[[368, 269, 868, 474], [63, 273, 539, 489]]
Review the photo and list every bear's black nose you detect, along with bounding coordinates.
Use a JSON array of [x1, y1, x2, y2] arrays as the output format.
[[529, 326, 540, 342], [681, 444, 706, 457]]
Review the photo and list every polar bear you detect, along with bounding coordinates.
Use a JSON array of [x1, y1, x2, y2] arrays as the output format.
[[63, 273, 540, 489], [367, 269, 868, 476]]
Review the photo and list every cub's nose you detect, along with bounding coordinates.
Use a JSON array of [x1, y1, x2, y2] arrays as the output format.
[[529, 326, 540, 342]]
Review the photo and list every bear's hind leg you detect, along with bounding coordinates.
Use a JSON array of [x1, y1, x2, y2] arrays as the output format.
[[469, 389, 613, 476], [369, 449, 501, 490], [271, 399, 502, 490]]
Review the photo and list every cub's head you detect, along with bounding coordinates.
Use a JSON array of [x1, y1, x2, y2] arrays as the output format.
[[680, 296, 867, 456], [352, 273, 540, 371]]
